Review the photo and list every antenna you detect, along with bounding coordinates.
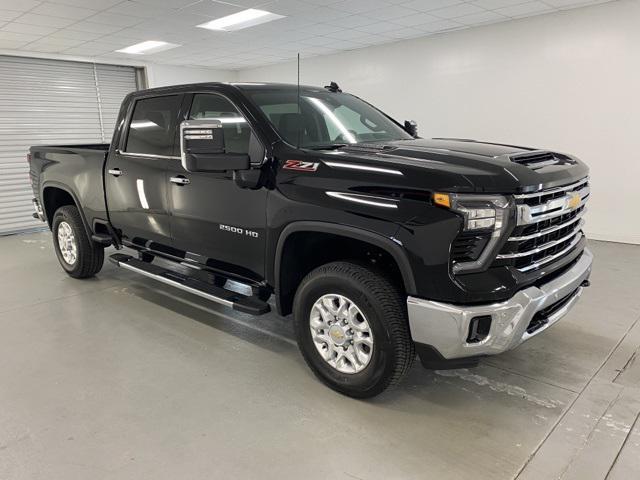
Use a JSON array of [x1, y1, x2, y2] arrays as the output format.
[[297, 52, 301, 149]]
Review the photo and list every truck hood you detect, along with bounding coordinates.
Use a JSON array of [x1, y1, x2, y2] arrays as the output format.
[[321, 138, 589, 194]]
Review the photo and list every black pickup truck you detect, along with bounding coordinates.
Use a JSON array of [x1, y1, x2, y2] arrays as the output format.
[[29, 82, 592, 398]]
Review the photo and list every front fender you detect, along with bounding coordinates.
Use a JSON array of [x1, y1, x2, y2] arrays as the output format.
[[272, 221, 417, 315]]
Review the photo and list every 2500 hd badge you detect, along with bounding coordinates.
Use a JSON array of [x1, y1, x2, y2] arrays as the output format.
[[220, 224, 259, 238]]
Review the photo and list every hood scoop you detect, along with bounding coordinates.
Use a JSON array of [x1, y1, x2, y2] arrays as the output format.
[[341, 143, 398, 154], [510, 151, 575, 170]]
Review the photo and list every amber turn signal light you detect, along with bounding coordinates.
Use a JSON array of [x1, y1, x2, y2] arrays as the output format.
[[433, 192, 451, 208]]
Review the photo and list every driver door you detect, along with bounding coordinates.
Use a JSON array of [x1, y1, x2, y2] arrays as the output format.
[[168, 92, 268, 282]]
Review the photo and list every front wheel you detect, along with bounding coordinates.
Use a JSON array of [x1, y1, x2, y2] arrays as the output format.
[[293, 262, 415, 398], [52, 205, 104, 278]]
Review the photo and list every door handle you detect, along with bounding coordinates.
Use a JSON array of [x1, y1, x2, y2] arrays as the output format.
[[108, 168, 122, 177], [170, 176, 190, 186]]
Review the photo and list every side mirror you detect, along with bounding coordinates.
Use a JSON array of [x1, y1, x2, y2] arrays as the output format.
[[180, 120, 250, 172], [404, 120, 418, 138]]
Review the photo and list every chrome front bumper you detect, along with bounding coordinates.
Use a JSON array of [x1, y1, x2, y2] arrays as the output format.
[[407, 248, 593, 360]]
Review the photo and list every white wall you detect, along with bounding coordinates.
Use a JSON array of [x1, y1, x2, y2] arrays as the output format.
[[145, 63, 236, 87], [237, 0, 640, 245]]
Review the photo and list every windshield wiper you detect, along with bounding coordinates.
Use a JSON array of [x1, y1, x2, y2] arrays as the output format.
[[306, 144, 349, 151]]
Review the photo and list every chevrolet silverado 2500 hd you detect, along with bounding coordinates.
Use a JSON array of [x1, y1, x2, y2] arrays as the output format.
[[29, 82, 592, 398]]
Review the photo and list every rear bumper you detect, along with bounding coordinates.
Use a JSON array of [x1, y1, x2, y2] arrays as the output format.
[[407, 248, 593, 361]]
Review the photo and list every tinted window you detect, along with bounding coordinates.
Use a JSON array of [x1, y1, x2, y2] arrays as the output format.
[[126, 95, 180, 156], [189, 94, 251, 154], [247, 90, 412, 149]]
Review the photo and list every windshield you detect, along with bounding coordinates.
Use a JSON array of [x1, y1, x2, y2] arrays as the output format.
[[246, 89, 413, 149]]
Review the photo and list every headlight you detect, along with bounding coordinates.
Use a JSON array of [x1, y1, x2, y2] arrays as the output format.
[[434, 193, 513, 274]]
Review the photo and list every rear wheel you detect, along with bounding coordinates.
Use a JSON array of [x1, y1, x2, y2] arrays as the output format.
[[52, 205, 104, 278], [293, 261, 415, 398]]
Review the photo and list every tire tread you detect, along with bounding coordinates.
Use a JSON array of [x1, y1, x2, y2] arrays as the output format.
[[295, 261, 415, 397], [53, 205, 104, 278]]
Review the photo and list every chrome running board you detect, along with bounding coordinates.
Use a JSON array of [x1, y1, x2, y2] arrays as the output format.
[[109, 253, 270, 315]]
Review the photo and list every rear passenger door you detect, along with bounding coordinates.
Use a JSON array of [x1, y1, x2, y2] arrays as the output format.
[[105, 94, 181, 248], [168, 92, 268, 282]]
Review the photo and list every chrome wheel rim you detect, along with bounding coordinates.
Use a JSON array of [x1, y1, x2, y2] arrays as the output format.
[[57, 221, 77, 265], [309, 294, 374, 374]]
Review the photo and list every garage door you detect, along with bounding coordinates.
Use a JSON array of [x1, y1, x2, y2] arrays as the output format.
[[0, 55, 140, 235]]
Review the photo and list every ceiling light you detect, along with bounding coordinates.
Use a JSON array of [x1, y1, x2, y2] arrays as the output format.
[[116, 40, 179, 55], [197, 9, 285, 32]]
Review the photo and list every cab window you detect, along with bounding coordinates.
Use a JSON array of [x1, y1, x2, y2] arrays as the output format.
[[125, 95, 180, 156], [189, 94, 251, 154]]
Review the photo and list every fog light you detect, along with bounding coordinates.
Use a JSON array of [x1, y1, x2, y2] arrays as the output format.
[[467, 315, 492, 343]]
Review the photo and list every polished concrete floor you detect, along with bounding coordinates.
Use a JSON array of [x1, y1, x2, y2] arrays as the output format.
[[0, 232, 639, 480]]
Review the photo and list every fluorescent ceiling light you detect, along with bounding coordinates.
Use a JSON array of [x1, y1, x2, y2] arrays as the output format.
[[197, 9, 285, 32], [116, 40, 179, 55]]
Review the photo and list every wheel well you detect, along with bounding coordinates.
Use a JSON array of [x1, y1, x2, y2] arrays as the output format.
[[42, 187, 76, 228], [278, 231, 406, 316]]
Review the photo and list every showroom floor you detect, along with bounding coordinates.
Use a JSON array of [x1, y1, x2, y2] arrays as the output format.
[[0, 232, 638, 480]]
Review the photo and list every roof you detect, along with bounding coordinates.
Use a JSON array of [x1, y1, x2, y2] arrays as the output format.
[[132, 82, 337, 97]]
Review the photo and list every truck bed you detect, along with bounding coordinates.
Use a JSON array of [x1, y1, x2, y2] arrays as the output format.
[[29, 144, 111, 230]]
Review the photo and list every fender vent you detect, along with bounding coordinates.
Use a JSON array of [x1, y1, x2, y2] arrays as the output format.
[[452, 231, 491, 263]]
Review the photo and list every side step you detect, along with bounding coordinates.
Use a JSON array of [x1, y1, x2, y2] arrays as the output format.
[[109, 253, 270, 315]]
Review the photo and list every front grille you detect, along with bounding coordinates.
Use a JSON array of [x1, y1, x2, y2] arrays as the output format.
[[496, 177, 589, 272], [518, 206, 583, 237], [518, 179, 589, 207]]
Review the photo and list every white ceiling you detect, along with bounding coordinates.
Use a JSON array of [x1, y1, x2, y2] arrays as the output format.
[[0, 0, 614, 70]]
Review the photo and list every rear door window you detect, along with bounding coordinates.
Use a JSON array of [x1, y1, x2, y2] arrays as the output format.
[[125, 95, 181, 156]]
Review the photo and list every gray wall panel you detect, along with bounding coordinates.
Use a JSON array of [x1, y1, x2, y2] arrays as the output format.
[[0, 55, 138, 235]]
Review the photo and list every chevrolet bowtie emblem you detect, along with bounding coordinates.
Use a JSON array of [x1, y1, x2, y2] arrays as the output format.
[[567, 192, 581, 210]]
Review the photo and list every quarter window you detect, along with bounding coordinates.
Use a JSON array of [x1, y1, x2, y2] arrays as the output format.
[[189, 94, 251, 154], [125, 95, 180, 156]]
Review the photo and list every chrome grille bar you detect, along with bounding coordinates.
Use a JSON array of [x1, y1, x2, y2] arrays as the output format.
[[516, 233, 584, 273], [514, 177, 589, 200], [516, 186, 589, 226], [497, 222, 583, 259], [508, 211, 586, 242], [527, 186, 589, 215]]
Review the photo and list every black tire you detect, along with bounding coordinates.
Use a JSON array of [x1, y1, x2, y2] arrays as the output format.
[[293, 261, 415, 398], [52, 205, 104, 279]]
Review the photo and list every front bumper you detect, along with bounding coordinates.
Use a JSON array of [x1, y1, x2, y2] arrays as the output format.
[[407, 248, 593, 360]]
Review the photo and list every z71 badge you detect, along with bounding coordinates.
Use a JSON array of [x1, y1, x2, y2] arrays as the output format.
[[283, 160, 319, 172]]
